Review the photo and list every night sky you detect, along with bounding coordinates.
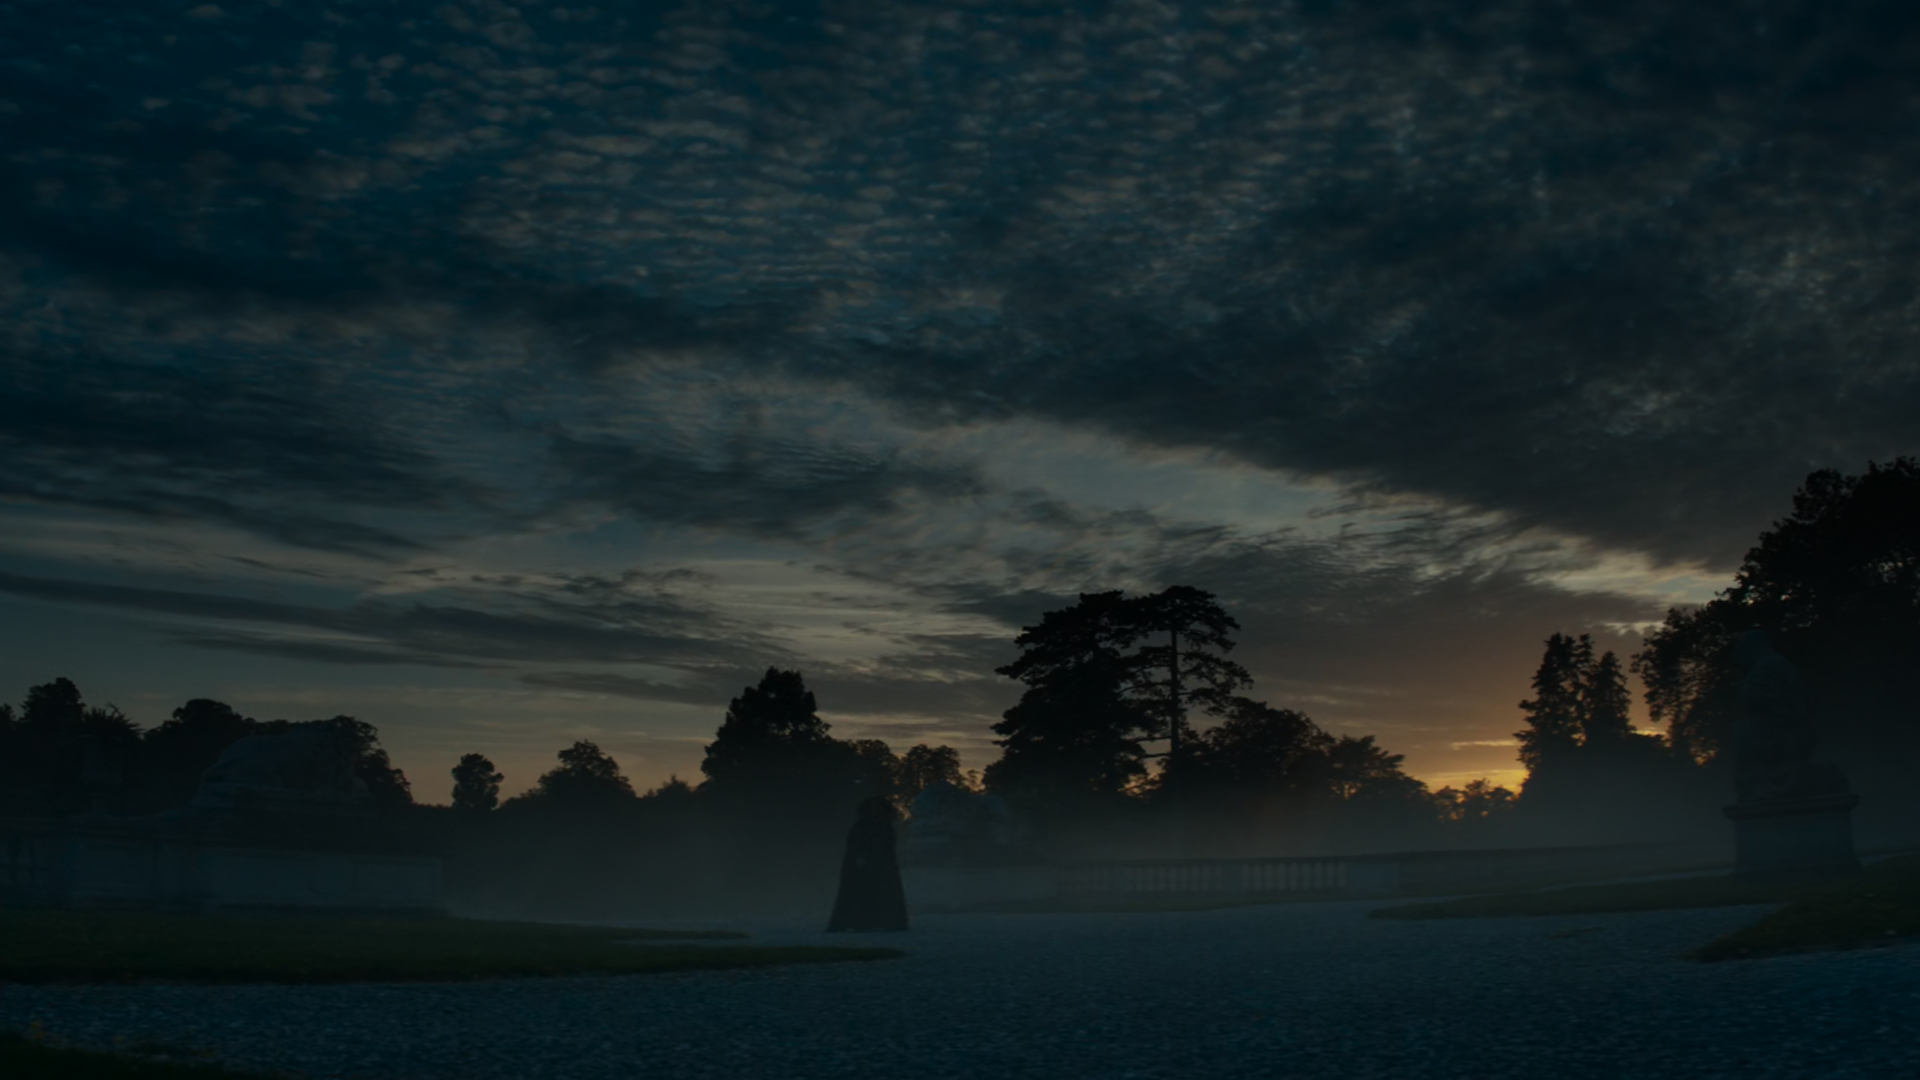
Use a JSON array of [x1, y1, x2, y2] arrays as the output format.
[[4, 1, 1917, 800]]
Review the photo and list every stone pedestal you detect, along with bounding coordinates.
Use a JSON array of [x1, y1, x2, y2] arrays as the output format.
[[1724, 792, 1861, 878]]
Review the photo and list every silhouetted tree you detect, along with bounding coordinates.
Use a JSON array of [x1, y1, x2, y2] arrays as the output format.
[[845, 738, 902, 801], [701, 667, 833, 789], [1321, 735, 1423, 802], [1124, 586, 1252, 766], [1515, 633, 1665, 810], [896, 743, 965, 806], [321, 716, 412, 810], [643, 775, 695, 802], [992, 589, 1247, 812], [985, 651, 1149, 809], [995, 591, 1136, 689], [1632, 605, 1741, 764], [1514, 633, 1588, 778], [1636, 459, 1920, 764], [1433, 778, 1518, 824], [1175, 697, 1331, 803], [1633, 460, 1920, 836], [8, 678, 141, 815], [532, 740, 635, 810], [249, 715, 410, 810], [0, 702, 13, 801], [1580, 651, 1635, 748], [141, 698, 256, 810], [700, 667, 898, 835], [451, 752, 504, 813]]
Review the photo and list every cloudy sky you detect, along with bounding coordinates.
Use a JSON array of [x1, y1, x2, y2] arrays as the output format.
[[4, 1, 1915, 801]]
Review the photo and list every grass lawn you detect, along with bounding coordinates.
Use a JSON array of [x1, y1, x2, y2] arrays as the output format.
[[1369, 856, 1920, 961], [1696, 857, 1920, 961], [0, 908, 900, 985], [0, 1031, 283, 1079]]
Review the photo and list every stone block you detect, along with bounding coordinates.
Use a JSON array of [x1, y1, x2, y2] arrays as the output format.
[[1724, 792, 1861, 878]]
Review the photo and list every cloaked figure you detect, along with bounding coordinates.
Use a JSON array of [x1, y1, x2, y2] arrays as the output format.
[[825, 795, 909, 932]]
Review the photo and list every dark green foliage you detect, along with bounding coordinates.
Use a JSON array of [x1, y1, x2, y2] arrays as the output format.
[[451, 752, 503, 812]]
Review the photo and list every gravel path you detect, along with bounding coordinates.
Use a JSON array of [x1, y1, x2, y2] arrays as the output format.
[[3, 900, 1916, 1079]]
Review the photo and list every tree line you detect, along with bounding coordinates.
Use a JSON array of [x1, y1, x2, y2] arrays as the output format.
[[2, 458, 1912, 872], [1505, 458, 1918, 839], [0, 688, 409, 818]]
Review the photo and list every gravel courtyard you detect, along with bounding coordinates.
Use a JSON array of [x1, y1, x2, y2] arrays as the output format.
[[3, 899, 1915, 1080]]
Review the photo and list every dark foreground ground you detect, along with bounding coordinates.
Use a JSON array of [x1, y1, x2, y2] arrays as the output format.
[[3, 899, 1915, 1080]]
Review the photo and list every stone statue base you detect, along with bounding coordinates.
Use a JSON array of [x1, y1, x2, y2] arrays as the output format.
[[1724, 792, 1861, 878]]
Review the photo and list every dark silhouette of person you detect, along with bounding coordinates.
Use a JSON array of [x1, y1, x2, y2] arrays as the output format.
[[826, 795, 909, 932]]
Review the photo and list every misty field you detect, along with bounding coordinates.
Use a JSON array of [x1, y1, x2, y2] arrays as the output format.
[[8, 898, 1917, 1080], [0, 909, 899, 985]]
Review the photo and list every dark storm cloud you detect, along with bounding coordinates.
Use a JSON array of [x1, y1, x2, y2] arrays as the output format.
[[174, 633, 501, 670], [6, 0, 1918, 577], [521, 631, 1018, 731], [524, 658, 1014, 734], [517, 670, 739, 708], [548, 433, 987, 539], [0, 343, 465, 557], [0, 569, 781, 670]]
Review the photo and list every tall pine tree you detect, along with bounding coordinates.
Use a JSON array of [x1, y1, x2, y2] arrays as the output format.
[[1124, 585, 1251, 766], [1514, 633, 1588, 776], [1579, 651, 1634, 748]]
